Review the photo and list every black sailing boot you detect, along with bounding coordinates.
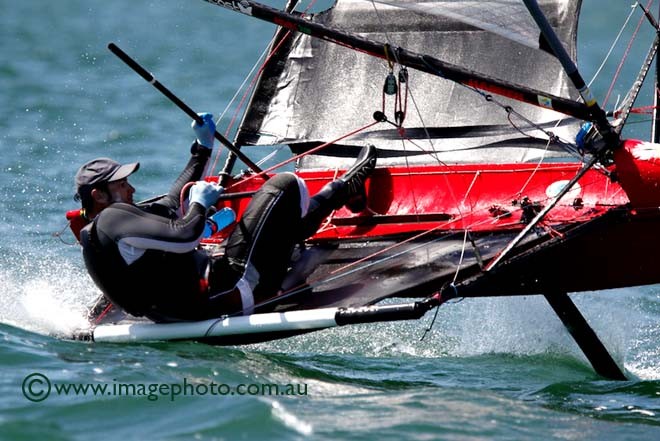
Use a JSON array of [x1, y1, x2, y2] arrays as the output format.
[[299, 145, 377, 239], [338, 144, 377, 213]]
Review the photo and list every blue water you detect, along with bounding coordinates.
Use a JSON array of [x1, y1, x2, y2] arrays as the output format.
[[1, 0, 659, 439]]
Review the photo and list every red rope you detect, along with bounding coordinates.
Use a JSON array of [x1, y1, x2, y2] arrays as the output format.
[[613, 104, 659, 117], [93, 303, 115, 325], [227, 120, 380, 190], [179, 181, 195, 214], [603, 0, 653, 107]]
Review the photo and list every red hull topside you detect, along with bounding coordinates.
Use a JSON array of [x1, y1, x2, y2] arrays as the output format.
[[209, 150, 641, 241], [59, 140, 660, 306]]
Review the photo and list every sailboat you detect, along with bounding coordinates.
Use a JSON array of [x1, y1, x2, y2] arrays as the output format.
[[70, 0, 660, 380]]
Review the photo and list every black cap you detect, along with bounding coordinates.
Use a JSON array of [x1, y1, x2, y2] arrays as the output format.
[[75, 157, 140, 196]]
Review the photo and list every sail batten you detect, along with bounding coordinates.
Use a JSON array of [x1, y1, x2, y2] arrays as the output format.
[[234, 0, 583, 165]]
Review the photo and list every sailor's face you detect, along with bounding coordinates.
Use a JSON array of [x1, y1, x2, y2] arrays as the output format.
[[107, 178, 135, 204]]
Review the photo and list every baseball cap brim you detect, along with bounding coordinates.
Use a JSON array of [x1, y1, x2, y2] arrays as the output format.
[[108, 162, 140, 182]]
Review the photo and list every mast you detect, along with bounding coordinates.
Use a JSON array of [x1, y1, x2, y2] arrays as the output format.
[[521, 0, 619, 149]]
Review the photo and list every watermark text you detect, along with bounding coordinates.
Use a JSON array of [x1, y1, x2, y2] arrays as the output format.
[[22, 372, 308, 402]]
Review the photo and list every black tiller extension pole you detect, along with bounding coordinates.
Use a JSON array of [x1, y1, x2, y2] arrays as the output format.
[[107, 42, 267, 179]]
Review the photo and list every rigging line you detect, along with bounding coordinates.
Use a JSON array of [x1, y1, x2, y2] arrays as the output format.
[[391, 96, 471, 230], [452, 229, 469, 284], [516, 137, 554, 198], [368, 0, 473, 229], [333, 167, 616, 277], [419, 304, 442, 341], [398, 137, 422, 220], [215, 44, 269, 125], [323, 195, 526, 280], [211, 0, 319, 176], [625, 117, 658, 125], [588, 3, 638, 88], [245, 226, 472, 315], [381, 88, 443, 164], [242, 170, 616, 316], [505, 110, 547, 142], [324, 223, 454, 276], [522, 2, 632, 171], [477, 91, 580, 158], [241, 180, 599, 317], [480, 90, 585, 166], [612, 16, 660, 133], [381, 121, 445, 163], [367, 3, 438, 156], [316, 169, 342, 234], [379, 118, 528, 199], [220, 0, 305, 129], [603, 0, 654, 107], [368, 4, 437, 154], [211, 32, 296, 176], [370, 0, 397, 59], [418, 56, 584, 163], [227, 120, 380, 190], [369, 0, 424, 219], [501, 106, 564, 196], [317, 165, 616, 294], [630, 103, 660, 114], [221, 0, 320, 139], [504, 114, 575, 184], [614, 94, 622, 113], [210, 43, 271, 175], [52, 221, 76, 245], [485, 154, 600, 272], [255, 146, 287, 167], [461, 171, 480, 207], [502, 109, 563, 175]]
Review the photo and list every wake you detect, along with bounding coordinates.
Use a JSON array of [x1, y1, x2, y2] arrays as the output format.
[[0, 253, 98, 337]]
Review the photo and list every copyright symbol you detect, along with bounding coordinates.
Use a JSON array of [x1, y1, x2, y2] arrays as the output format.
[[22, 373, 51, 402]]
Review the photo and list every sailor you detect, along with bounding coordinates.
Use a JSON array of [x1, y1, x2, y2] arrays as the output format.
[[75, 113, 376, 322]]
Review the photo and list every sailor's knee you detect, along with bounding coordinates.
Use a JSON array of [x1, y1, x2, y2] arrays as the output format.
[[259, 172, 309, 216], [263, 172, 300, 191]]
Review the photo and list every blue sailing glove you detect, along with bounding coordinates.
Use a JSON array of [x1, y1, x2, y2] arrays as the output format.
[[189, 181, 224, 209], [191, 113, 216, 150]]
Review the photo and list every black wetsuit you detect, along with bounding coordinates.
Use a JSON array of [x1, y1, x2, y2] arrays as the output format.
[[80, 143, 327, 322], [80, 143, 212, 321]]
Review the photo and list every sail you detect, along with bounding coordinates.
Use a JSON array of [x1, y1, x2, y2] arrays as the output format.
[[235, 0, 583, 166], [372, 0, 560, 51]]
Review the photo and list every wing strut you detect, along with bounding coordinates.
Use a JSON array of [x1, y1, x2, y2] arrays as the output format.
[[80, 294, 444, 343]]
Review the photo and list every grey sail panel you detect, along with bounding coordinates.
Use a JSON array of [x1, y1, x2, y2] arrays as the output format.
[[235, 0, 583, 166], [372, 0, 568, 52]]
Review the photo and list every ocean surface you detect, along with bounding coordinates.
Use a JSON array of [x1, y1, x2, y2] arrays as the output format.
[[1, 0, 659, 439]]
